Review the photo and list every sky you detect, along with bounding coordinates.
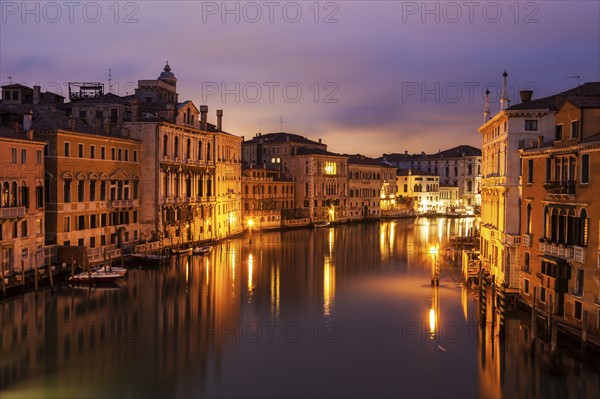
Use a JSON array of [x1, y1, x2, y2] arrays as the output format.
[[1, 1, 599, 157]]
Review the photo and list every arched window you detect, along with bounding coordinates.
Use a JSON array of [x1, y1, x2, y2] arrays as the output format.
[[198, 141, 203, 160], [10, 181, 18, 206], [468, 164, 473, 175], [207, 143, 211, 161], [467, 181, 473, 192], [454, 167, 458, 176], [174, 137, 179, 157], [2, 182, 9, 207], [186, 138, 191, 159], [174, 173, 180, 197], [163, 135, 168, 156]]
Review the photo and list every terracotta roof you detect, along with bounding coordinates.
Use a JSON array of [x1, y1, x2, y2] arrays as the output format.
[[244, 132, 324, 146], [347, 154, 391, 167], [507, 82, 600, 111], [296, 147, 343, 157]]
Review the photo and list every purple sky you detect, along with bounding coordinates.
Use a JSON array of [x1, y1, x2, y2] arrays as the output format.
[[2, 1, 599, 157]]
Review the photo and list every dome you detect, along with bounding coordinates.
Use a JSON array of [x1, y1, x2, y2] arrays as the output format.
[[158, 62, 177, 86]]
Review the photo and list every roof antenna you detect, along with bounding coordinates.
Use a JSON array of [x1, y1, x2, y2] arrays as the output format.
[[108, 69, 113, 94], [7, 76, 12, 84], [280, 116, 283, 132], [567, 75, 581, 95]]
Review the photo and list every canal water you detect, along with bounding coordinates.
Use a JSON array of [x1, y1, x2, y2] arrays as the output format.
[[1, 218, 599, 398]]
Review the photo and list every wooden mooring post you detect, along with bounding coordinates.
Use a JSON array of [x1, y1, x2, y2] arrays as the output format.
[[530, 287, 537, 356], [48, 259, 54, 291]]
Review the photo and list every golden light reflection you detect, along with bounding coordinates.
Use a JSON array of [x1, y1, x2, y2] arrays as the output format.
[[429, 307, 437, 334], [247, 254, 254, 298], [185, 260, 189, 293], [204, 257, 209, 287], [437, 218, 444, 243], [270, 265, 280, 319], [323, 255, 336, 317], [389, 221, 395, 253], [328, 227, 334, 254], [429, 285, 440, 338], [462, 283, 469, 322]]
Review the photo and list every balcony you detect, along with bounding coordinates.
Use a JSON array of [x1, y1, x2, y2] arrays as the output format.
[[109, 199, 133, 207], [540, 274, 568, 293], [523, 233, 532, 247], [573, 246, 585, 263], [544, 180, 576, 196], [570, 287, 583, 298], [0, 206, 25, 219], [505, 234, 520, 246]]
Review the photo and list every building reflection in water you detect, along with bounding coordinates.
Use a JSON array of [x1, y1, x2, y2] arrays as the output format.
[[1, 218, 599, 399]]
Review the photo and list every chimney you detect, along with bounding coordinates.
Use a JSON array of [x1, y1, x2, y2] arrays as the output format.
[[216, 109, 223, 131], [405, 150, 408, 155], [519, 90, 533, 103], [131, 98, 139, 122], [537, 135, 543, 148], [23, 111, 33, 131], [33, 86, 41, 104], [200, 105, 208, 130], [318, 138, 322, 143], [68, 117, 76, 131]]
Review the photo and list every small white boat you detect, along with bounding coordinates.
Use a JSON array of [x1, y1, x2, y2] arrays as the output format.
[[131, 252, 168, 261], [314, 221, 330, 228], [193, 245, 213, 255], [69, 271, 123, 284], [93, 265, 128, 277]]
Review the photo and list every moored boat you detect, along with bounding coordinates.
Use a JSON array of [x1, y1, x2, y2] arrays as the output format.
[[69, 271, 123, 284], [193, 245, 213, 255], [314, 221, 330, 228], [171, 247, 193, 255], [93, 265, 128, 277]]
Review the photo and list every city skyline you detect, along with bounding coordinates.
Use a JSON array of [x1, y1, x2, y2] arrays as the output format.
[[2, 1, 599, 157]]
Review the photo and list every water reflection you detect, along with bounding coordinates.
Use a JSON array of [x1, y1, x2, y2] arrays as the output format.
[[1, 218, 599, 399]]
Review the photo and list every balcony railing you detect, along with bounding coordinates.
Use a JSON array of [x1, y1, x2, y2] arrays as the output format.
[[570, 287, 583, 297], [109, 199, 134, 207], [573, 246, 585, 263], [544, 180, 576, 195], [523, 234, 532, 247], [0, 206, 25, 219]]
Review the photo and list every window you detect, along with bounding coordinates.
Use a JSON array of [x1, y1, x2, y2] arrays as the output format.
[[89, 181, 96, 201], [21, 149, 26, 164], [90, 237, 96, 248], [21, 221, 27, 237], [101, 146, 106, 160], [36, 218, 42, 235], [78, 144, 84, 158], [64, 142, 70, 157], [524, 252, 530, 272], [101, 213, 107, 227], [545, 158, 551, 182], [79, 110, 86, 118], [77, 215, 85, 230], [36, 150, 42, 164], [581, 154, 589, 184], [570, 120, 579, 139], [110, 108, 118, 123], [527, 159, 534, 183], [163, 135, 169, 156], [95, 110, 103, 120], [90, 214, 97, 228], [78, 238, 84, 247], [100, 181, 107, 200], [125, 149, 129, 162], [11, 148, 17, 163], [36, 186, 43, 208], [21, 186, 29, 208], [64, 216, 71, 232], [523, 279, 530, 294], [133, 150, 138, 162], [539, 287, 546, 303], [101, 235, 106, 246], [63, 180, 71, 203], [525, 120, 538, 131], [77, 181, 84, 202], [90, 145, 96, 159], [118, 148, 122, 161], [574, 301, 582, 320], [111, 148, 116, 160], [555, 124, 563, 141]]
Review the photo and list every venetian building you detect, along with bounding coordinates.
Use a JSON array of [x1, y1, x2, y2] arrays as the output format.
[[518, 82, 600, 338], [478, 71, 557, 307]]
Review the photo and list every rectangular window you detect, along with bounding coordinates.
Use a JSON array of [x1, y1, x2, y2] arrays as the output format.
[[36, 186, 43, 208], [540, 287, 546, 303], [555, 125, 563, 141], [101, 213, 107, 227], [36, 150, 42, 164], [21, 149, 26, 164], [78, 238, 84, 247], [90, 237, 96, 248], [118, 148, 122, 161], [523, 279, 530, 295], [89, 181, 96, 201], [101, 146, 106, 160], [64, 216, 71, 232], [101, 235, 106, 246], [90, 145, 96, 159], [77, 215, 85, 230], [11, 148, 17, 163], [110, 108, 118, 123], [125, 149, 129, 162], [524, 252, 530, 271], [79, 110, 86, 118], [111, 148, 116, 160], [574, 301, 582, 320], [37, 218, 42, 235], [78, 144, 84, 158], [571, 120, 579, 139], [133, 150, 138, 162], [525, 120, 538, 131], [133, 210, 138, 223], [545, 158, 551, 182], [63, 180, 71, 203], [90, 214, 97, 229], [95, 110, 103, 120], [527, 159, 534, 184], [581, 154, 589, 184], [100, 181, 107, 200], [77, 181, 85, 202], [64, 142, 70, 157], [21, 221, 27, 237]]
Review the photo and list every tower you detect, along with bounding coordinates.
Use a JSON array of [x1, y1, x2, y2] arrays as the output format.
[[500, 70, 510, 111]]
